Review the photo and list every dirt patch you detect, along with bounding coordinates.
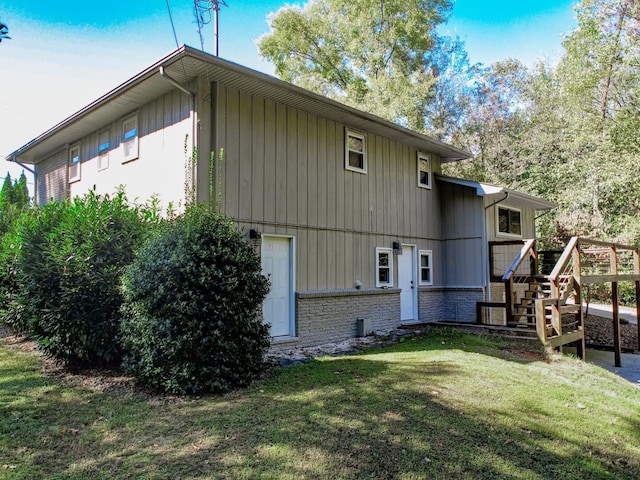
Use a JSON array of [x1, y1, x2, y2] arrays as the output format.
[[1, 328, 139, 395], [584, 314, 638, 351]]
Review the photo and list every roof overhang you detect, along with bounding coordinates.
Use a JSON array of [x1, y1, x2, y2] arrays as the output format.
[[436, 174, 556, 211], [9, 45, 471, 165]]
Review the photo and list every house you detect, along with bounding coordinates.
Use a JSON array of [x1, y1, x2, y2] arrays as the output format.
[[9, 45, 558, 349]]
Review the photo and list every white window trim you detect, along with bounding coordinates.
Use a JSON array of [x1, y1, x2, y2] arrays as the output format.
[[98, 129, 110, 171], [375, 247, 393, 288], [345, 129, 367, 174], [121, 113, 139, 163], [418, 249, 433, 286], [68, 143, 81, 183], [417, 152, 432, 189], [496, 205, 523, 238]]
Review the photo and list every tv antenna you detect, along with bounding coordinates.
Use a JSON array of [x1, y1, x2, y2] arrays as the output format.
[[194, 1, 228, 56]]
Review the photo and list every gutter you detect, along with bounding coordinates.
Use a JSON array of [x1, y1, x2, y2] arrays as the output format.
[[7, 156, 35, 175]]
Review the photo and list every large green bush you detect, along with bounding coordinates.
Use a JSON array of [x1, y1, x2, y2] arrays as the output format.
[[120, 205, 270, 395], [15, 191, 155, 367]]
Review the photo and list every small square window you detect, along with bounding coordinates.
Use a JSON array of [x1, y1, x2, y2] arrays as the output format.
[[98, 129, 110, 171], [419, 250, 433, 285], [345, 129, 367, 173], [122, 114, 139, 163], [68, 143, 81, 183], [417, 152, 431, 189], [375, 247, 393, 287], [497, 206, 522, 237]]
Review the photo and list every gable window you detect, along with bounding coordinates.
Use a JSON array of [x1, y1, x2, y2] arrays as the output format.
[[497, 206, 522, 237], [375, 247, 393, 287], [122, 114, 139, 162], [98, 129, 110, 171], [68, 143, 81, 183], [417, 152, 431, 189], [345, 129, 367, 173], [419, 250, 433, 285]]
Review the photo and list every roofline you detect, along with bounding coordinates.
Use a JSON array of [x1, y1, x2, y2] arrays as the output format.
[[8, 46, 190, 162], [436, 174, 556, 211], [9, 45, 471, 163]]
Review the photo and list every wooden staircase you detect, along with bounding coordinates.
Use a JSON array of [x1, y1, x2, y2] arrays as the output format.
[[501, 238, 586, 356], [477, 237, 640, 364]]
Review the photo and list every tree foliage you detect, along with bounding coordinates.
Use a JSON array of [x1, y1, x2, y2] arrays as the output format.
[[0, 19, 9, 43], [447, 0, 640, 246], [258, 0, 476, 137]]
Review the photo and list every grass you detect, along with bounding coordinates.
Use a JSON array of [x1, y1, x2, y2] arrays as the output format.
[[1, 329, 639, 479]]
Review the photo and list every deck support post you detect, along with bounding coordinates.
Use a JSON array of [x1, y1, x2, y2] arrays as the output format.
[[636, 280, 640, 351], [612, 281, 622, 368], [574, 282, 585, 360]]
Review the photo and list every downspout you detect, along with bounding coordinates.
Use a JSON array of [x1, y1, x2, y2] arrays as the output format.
[[159, 66, 197, 204], [483, 192, 510, 303]]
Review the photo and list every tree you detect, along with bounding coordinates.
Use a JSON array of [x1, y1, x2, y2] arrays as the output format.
[[258, 0, 475, 138], [0, 19, 9, 43]]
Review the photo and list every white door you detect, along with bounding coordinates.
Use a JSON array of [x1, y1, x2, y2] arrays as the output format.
[[398, 245, 417, 323], [262, 236, 293, 337]]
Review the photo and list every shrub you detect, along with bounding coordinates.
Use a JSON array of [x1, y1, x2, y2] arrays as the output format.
[[0, 213, 29, 333], [15, 190, 155, 367], [120, 204, 270, 395]]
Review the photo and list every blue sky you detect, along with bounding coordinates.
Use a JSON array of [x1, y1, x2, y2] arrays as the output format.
[[0, 0, 577, 185]]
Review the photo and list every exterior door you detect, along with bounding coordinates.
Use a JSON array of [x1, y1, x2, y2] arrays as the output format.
[[261, 236, 293, 337], [398, 245, 418, 323]]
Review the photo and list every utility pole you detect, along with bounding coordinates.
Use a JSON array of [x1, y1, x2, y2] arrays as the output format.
[[194, 1, 228, 56]]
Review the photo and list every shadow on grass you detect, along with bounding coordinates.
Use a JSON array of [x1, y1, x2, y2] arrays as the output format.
[[2, 334, 638, 480]]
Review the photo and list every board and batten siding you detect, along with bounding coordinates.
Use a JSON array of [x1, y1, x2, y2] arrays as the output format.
[[485, 200, 535, 242], [439, 181, 485, 287], [67, 89, 192, 209], [215, 84, 443, 291], [36, 148, 68, 205]]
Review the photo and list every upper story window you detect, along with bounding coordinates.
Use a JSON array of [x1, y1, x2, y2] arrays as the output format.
[[419, 250, 433, 286], [122, 113, 139, 163], [375, 247, 393, 287], [68, 143, 81, 183], [345, 129, 367, 173], [497, 206, 522, 237], [417, 152, 431, 189], [98, 129, 110, 171]]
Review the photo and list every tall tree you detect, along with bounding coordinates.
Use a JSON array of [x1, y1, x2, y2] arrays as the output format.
[[258, 0, 475, 138]]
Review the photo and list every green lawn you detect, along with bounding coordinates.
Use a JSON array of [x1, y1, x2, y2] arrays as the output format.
[[1, 329, 638, 479]]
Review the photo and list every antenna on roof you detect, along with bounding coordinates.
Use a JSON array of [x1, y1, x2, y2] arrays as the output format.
[[194, 1, 228, 56]]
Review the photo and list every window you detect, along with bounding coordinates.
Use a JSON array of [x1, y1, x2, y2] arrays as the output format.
[[417, 152, 431, 189], [419, 250, 433, 285], [345, 129, 367, 173], [68, 143, 81, 183], [375, 247, 393, 287], [98, 129, 110, 171], [122, 114, 139, 162], [497, 206, 522, 237]]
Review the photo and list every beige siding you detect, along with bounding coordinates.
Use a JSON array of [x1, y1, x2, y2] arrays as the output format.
[[36, 148, 68, 205], [485, 200, 536, 241], [439, 182, 485, 287], [67, 90, 192, 210], [216, 85, 446, 291]]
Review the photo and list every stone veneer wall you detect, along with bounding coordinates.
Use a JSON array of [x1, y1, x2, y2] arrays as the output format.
[[419, 287, 485, 323], [280, 288, 401, 349]]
